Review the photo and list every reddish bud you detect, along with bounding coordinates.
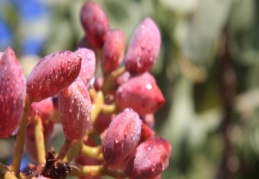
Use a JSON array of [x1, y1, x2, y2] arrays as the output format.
[[116, 71, 131, 87], [80, 1, 109, 48], [139, 123, 155, 143], [116, 73, 165, 115], [126, 17, 161, 74], [125, 137, 171, 179], [140, 113, 155, 128], [27, 51, 81, 102], [94, 112, 113, 134], [77, 36, 92, 49], [102, 108, 142, 169], [0, 48, 26, 138], [29, 98, 54, 123], [74, 48, 96, 86], [93, 77, 104, 91], [103, 30, 125, 73], [58, 79, 92, 142]]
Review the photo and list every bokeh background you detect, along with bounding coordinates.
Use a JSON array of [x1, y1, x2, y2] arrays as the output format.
[[1, 0, 259, 178]]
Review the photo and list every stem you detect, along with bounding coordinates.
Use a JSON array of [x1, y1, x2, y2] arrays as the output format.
[[215, 27, 237, 179], [70, 165, 126, 178], [91, 91, 104, 123], [102, 66, 126, 94], [56, 139, 73, 160], [34, 115, 46, 164], [81, 145, 103, 160], [89, 88, 97, 100], [0, 163, 17, 179], [101, 104, 117, 114], [11, 95, 32, 176], [63, 142, 81, 163]]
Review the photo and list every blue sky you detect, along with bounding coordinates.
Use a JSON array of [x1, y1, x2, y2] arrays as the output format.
[[0, 0, 49, 55]]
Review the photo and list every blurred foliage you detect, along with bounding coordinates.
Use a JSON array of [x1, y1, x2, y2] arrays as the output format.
[[1, 0, 259, 178]]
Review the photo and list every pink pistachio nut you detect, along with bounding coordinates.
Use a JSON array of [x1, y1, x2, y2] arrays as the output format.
[[125, 136, 171, 179], [74, 48, 96, 87], [103, 30, 125, 73], [139, 123, 156, 144], [125, 17, 161, 74], [102, 108, 142, 169], [94, 112, 113, 134], [80, 1, 109, 48], [93, 77, 104, 91], [28, 98, 54, 123], [0, 47, 26, 138], [77, 36, 92, 49], [27, 51, 81, 102], [116, 71, 131, 87], [140, 113, 155, 128], [116, 72, 165, 115], [58, 78, 92, 142]]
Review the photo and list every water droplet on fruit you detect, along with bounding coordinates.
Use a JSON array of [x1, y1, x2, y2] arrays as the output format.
[[115, 137, 119, 144], [145, 83, 152, 90]]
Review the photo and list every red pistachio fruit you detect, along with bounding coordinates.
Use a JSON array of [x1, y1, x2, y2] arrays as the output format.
[[103, 30, 125, 73], [93, 77, 104, 91], [94, 112, 113, 134], [0, 47, 26, 138], [102, 108, 142, 169], [139, 123, 155, 144], [116, 71, 131, 87], [28, 98, 54, 123], [77, 36, 92, 49], [116, 72, 165, 115], [27, 51, 81, 102], [125, 136, 171, 179], [80, 1, 109, 48], [140, 113, 155, 128], [74, 48, 96, 87], [58, 78, 92, 142], [125, 17, 161, 74]]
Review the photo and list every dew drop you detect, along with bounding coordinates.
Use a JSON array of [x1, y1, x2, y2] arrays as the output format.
[[145, 83, 152, 90], [115, 137, 119, 144]]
